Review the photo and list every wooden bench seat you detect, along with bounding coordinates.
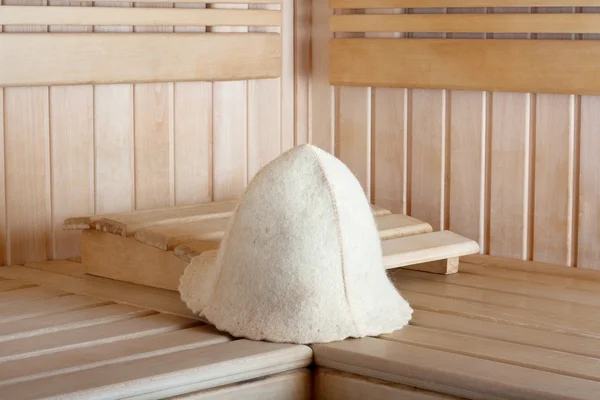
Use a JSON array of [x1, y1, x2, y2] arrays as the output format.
[[311, 255, 600, 400]]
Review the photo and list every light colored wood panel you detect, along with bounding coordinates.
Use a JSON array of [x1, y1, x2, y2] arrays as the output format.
[[315, 368, 460, 400], [0, 264, 196, 318], [294, 0, 310, 145], [176, 370, 311, 400], [82, 229, 189, 293], [49, 84, 94, 259], [280, 0, 294, 152], [0, 33, 282, 87], [0, 286, 67, 304], [371, 204, 391, 216], [579, 95, 600, 270], [212, 2, 248, 201], [0, 78, 5, 266], [0, 303, 151, 342], [25, 259, 87, 277], [135, 217, 229, 250], [329, 38, 600, 95], [329, 13, 600, 33], [66, 200, 237, 235], [533, 94, 574, 265], [248, 1, 281, 182], [0, 294, 111, 323], [381, 325, 600, 382], [410, 89, 445, 230], [382, 231, 479, 270], [489, 92, 530, 259], [311, 0, 334, 152], [448, 91, 485, 247], [174, 241, 221, 263], [93, 2, 135, 215], [373, 88, 406, 214], [0, 339, 313, 400], [0, 313, 197, 363], [377, 214, 433, 240], [0, 279, 35, 292], [0, 326, 230, 386], [0, 6, 281, 26], [463, 253, 600, 280], [331, 0, 600, 7], [412, 309, 600, 358], [4, 86, 50, 264], [63, 0, 281, 2], [312, 337, 600, 400]]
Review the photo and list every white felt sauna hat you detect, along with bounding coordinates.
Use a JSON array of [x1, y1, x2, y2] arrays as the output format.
[[179, 144, 413, 344]]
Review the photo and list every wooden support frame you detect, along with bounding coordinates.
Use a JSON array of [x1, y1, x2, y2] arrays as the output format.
[[331, 0, 600, 7]]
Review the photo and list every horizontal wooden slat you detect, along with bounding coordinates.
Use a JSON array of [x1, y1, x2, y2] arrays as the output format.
[[0, 313, 198, 363], [376, 214, 433, 240], [0, 6, 281, 27], [331, 0, 600, 7], [0, 294, 111, 323], [0, 339, 312, 399], [312, 337, 600, 400], [0, 33, 281, 87], [0, 304, 152, 342], [330, 13, 600, 33], [330, 38, 600, 95], [72, 0, 280, 3], [0, 279, 35, 292], [0, 326, 230, 386], [382, 231, 479, 269], [0, 286, 68, 304], [381, 325, 600, 382]]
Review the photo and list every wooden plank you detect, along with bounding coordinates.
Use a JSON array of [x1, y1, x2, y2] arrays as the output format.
[[381, 325, 600, 382], [377, 214, 433, 240], [174, 241, 221, 263], [0, 265, 197, 318], [382, 231, 480, 270], [315, 368, 460, 400], [0, 52, 5, 266], [178, 370, 311, 400], [370, 204, 392, 216], [329, 13, 600, 33], [0, 326, 230, 386], [212, 2, 249, 202], [411, 309, 600, 358], [331, 0, 600, 7], [66, 200, 237, 235], [579, 96, 600, 270], [0, 286, 67, 304], [0, 294, 111, 323], [173, 3, 212, 207], [94, 1, 135, 216], [463, 253, 600, 280], [0, 33, 282, 87], [294, 0, 310, 146], [329, 38, 600, 95], [25, 259, 86, 277], [59, 0, 281, 3], [0, 339, 313, 399], [0, 279, 35, 292], [280, 0, 294, 153], [135, 218, 229, 250], [391, 266, 600, 307], [312, 337, 600, 400], [0, 6, 281, 26], [0, 303, 152, 342], [0, 313, 198, 363]]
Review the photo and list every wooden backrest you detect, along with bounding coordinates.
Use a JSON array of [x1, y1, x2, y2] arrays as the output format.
[[0, 1, 282, 87], [328, 1, 600, 95]]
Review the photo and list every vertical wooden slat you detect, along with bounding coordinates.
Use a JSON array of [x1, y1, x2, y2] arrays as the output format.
[[532, 6, 576, 266], [173, 2, 212, 206], [489, 7, 531, 260], [448, 7, 486, 249], [371, 7, 406, 213], [0, 12, 5, 265], [280, 0, 294, 152], [212, 4, 248, 201], [294, 0, 310, 146], [4, 0, 50, 265], [578, 8, 600, 270], [133, 2, 174, 211], [94, 2, 135, 215], [248, 2, 281, 181], [311, 0, 334, 152], [409, 7, 446, 231], [49, 1, 94, 259]]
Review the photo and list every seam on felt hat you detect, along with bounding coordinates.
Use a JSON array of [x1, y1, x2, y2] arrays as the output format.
[[306, 146, 362, 337]]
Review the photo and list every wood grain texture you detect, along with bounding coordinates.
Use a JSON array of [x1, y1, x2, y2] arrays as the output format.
[[331, 0, 600, 7], [0, 33, 282, 87], [0, 285, 67, 304], [329, 38, 600, 95], [280, 0, 295, 153], [579, 95, 600, 270], [329, 13, 600, 33], [294, 0, 310, 146], [0, 294, 111, 323], [0, 60, 5, 266], [0, 6, 282, 26]]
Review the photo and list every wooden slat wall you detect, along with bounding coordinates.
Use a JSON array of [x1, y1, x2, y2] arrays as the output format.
[[0, 0, 293, 265], [312, 5, 600, 270]]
